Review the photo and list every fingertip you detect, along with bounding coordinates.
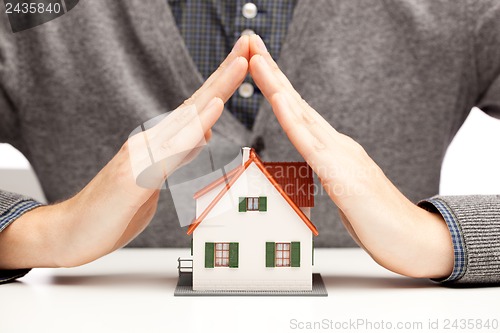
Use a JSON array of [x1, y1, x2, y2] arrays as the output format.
[[249, 53, 261, 65], [249, 34, 268, 55], [232, 35, 251, 60], [202, 96, 222, 114], [204, 129, 213, 141], [249, 54, 265, 75], [200, 98, 223, 132], [211, 97, 224, 111], [235, 56, 249, 70]]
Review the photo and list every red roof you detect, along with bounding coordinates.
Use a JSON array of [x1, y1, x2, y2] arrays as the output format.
[[263, 162, 314, 208], [187, 149, 318, 236]]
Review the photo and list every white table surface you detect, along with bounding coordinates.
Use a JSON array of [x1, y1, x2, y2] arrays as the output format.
[[1, 249, 499, 333]]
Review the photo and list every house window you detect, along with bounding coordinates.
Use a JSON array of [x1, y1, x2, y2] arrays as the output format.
[[275, 243, 291, 267], [215, 243, 230, 267], [205, 242, 239, 268], [239, 196, 267, 212], [247, 197, 259, 211], [266, 241, 300, 268]]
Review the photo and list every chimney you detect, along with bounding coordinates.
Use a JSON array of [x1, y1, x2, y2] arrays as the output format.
[[242, 147, 251, 165]]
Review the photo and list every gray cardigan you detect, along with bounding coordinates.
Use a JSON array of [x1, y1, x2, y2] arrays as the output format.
[[0, 0, 499, 283]]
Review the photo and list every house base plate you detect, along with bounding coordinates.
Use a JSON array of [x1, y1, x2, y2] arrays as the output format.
[[174, 273, 328, 296]]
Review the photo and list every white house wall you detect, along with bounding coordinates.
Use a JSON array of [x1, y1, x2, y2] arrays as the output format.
[[193, 162, 313, 291]]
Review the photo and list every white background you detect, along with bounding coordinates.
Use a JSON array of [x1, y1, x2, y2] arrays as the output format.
[[0, 107, 499, 202], [2, 248, 499, 333]]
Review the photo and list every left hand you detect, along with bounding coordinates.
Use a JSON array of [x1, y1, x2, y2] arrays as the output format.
[[0, 36, 250, 269], [248, 35, 454, 279]]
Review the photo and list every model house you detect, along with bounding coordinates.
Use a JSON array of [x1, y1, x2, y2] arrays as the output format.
[[187, 147, 318, 291]]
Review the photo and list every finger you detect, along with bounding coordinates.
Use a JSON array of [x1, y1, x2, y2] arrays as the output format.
[[250, 53, 338, 138], [146, 36, 248, 145], [157, 97, 224, 177], [249, 35, 336, 132], [249, 34, 303, 102], [147, 39, 248, 149], [147, 36, 248, 141], [182, 36, 249, 111], [204, 129, 212, 141], [176, 136, 208, 170], [203, 35, 250, 88], [271, 93, 342, 186], [189, 56, 248, 112], [130, 98, 224, 188], [270, 92, 325, 159], [151, 55, 247, 142]]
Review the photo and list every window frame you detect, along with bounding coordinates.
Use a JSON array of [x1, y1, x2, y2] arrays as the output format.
[[275, 242, 291, 267], [214, 242, 230, 267], [246, 197, 259, 211]]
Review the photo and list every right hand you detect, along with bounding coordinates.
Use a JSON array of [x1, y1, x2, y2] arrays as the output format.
[[0, 36, 250, 269]]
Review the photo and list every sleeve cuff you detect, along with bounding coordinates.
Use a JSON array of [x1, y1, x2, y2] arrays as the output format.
[[418, 197, 467, 282], [0, 191, 43, 284], [0, 199, 43, 232], [0, 269, 31, 284], [420, 195, 500, 285]]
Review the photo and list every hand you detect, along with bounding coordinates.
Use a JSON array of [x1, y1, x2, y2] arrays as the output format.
[[248, 35, 454, 279], [0, 37, 250, 269]]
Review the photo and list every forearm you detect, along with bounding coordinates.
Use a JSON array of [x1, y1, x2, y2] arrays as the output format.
[[357, 204, 454, 279], [0, 204, 62, 269], [0, 197, 105, 269], [335, 169, 454, 279]]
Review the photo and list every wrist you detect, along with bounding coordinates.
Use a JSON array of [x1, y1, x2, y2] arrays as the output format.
[[0, 204, 61, 269], [407, 207, 454, 279]]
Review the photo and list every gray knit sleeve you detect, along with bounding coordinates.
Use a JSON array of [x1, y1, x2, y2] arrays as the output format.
[[0, 190, 43, 284], [0, 190, 43, 232], [421, 195, 500, 284], [474, 0, 500, 118], [0, 15, 19, 146]]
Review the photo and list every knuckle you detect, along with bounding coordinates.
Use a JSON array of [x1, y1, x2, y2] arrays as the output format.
[[312, 134, 326, 152], [301, 110, 316, 125], [183, 95, 196, 106], [272, 64, 281, 74], [217, 61, 226, 72], [161, 137, 176, 151], [300, 98, 310, 108], [120, 140, 130, 155], [344, 135, 368, 158]]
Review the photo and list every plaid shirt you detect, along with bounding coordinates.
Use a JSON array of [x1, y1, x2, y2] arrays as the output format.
[[168, 0, 297, 129], [423, 198, 467, 282]]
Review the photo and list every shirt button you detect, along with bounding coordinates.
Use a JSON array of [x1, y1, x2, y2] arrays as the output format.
[[241, 29, 255, 36], [242, 3, 258, 19], [238, 83, 254, 98]]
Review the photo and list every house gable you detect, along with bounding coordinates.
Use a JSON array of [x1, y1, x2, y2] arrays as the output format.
[[187, 149, 318, 236]]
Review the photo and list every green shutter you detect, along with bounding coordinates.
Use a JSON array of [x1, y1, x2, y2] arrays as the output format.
[[291, 242, 301, 267], [238, 197, 247, 212], [258, 196, 267, 211], [190, 238, 193, 256], [205, 242, 214, 268], [229, 242, 239, 268], [266, 242, 275, 267]]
